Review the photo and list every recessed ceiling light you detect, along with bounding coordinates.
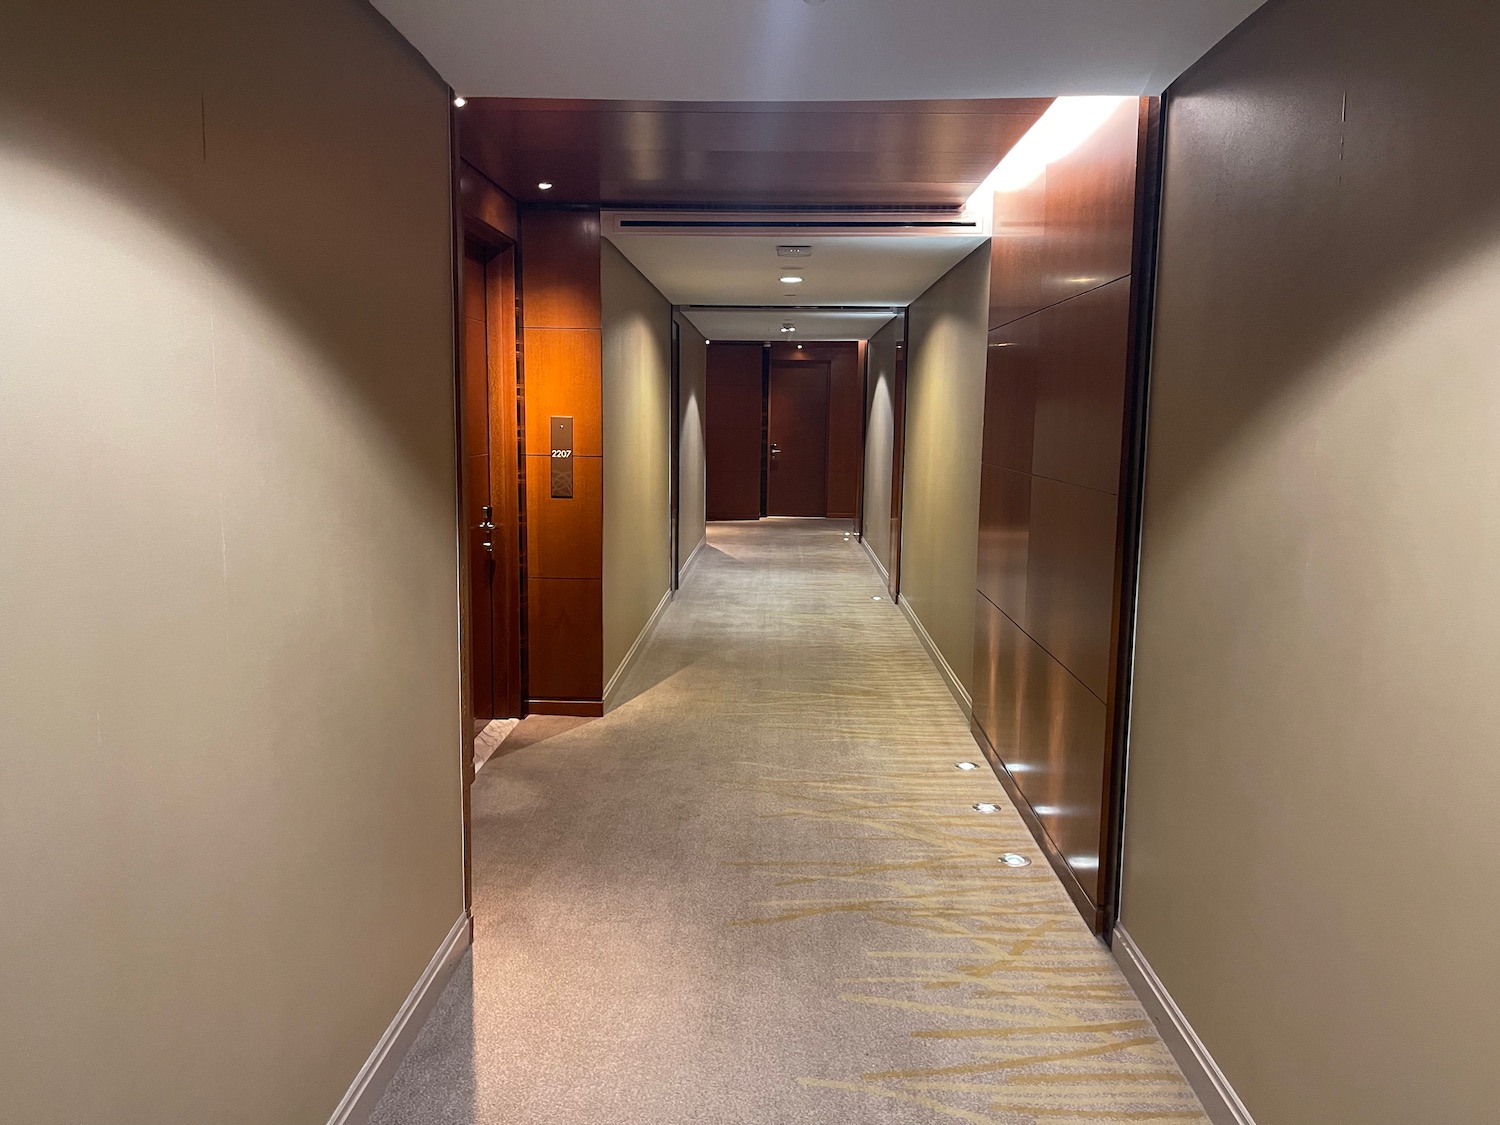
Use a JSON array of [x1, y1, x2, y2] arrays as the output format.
[[780, 275, 803, 284], [537, 181, 553, 191], [796, 344, 803, 350], [705, 339, 711, 345], [452, 96, 467, 107]]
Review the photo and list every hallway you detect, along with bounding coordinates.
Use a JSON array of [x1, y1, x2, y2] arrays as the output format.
[[371, 520, 1204, 1124]]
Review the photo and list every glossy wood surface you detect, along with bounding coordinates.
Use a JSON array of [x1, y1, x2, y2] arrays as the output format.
[[485, 247, 524, 720], [460, 159, 518, 243], [705, 343, 765, 520], [520, 209, 601, 328], [767, 360, 830, 517], [970, 100, 1145, 929], [988, 98, 1139, 330], [462, 247, 495, 718], [770, 342, 863, 518], [518, 206, 606, 708], [525, 452, 603, 578], [520, 328, 602, 456], [526, 577, 604, 701], [460, 98, 1051, 207]]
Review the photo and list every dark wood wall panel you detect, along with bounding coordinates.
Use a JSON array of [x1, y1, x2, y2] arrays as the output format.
[[525, 453, 602, 578], [519, 208, 606, 712], [527, 578, 604, 701], [973, 596, 1107, 907], [521, 210, 602, 328], [705, 343, 765, 520], [971, 98, 1147, 931], [826, 344, 864, 519], [1031, 279, 1133, 493], [520, 328, 602, 456], [461, 98, 1051, 208], [988, 98, 1139, 330]]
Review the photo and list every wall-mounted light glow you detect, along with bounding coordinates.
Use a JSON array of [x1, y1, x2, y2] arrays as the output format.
[[964, 96, 1131, 218], [537, 181, 553, 191], [796, 344, 803, 350], [779, 275, 803, 285], [452, 96, 467, 107]]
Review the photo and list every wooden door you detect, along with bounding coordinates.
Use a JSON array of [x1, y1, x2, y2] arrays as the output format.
[[462, 247, 497, 719], [461, 242, 524, 721], [767, 360, 830, 516]]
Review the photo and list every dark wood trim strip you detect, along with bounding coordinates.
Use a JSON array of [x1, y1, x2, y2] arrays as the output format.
[[1099, 95, 1167, 943]]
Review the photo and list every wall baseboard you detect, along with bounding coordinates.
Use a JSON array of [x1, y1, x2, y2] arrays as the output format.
[[603, 586, 673, 712], [858, 534, 889, 586], [680, 534, 708, 581], [326, 911, 471, 1125], [897, 594, 972, 720], [1112, 927, 1258, 1125]]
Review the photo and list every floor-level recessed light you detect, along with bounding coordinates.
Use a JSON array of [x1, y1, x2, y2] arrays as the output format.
[[973, 802, 999, 814], [872, 595, 882, 601], [955, 761, 978, 771], [537, 181, 553, 191], [453, 96, 467, 107], [780, 275, 803, 284], [999, 853, 1031, 867]]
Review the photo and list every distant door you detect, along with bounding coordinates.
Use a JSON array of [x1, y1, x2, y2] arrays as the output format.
[[767, 360, 830, 516]]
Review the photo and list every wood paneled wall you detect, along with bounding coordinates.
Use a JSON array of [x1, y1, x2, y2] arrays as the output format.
[[704, 343, 765, 520], [970, 98, 1147, 929], [520, 208, 605, 713]]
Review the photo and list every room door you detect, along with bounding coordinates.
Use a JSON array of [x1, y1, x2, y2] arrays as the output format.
[[766, 359, 830, 516], [461, 241, 523, 721]]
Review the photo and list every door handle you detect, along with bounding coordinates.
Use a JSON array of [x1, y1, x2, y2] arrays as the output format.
[[770, 443, 781, 457], [480, 505, 495, 553]]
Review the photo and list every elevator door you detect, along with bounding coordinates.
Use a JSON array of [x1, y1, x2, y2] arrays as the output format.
[[766, 360, 830, 516]]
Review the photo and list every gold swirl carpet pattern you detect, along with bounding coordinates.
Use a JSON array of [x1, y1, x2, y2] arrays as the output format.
[[369, 519, 1206, 1125]]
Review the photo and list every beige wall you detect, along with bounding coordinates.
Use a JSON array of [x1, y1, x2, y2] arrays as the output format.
[[0, 2, 463, 1123], [860, 317, 900, 579], [899, 245, 991, 699], [675, 312, 709, 572], [601, 241, 673, 687], [1123, 0, 1500, 1121]]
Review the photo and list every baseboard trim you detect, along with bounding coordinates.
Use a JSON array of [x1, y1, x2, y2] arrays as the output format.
[[858, 535, 889, 586], [603, 586, 673, 712], [680, 535, 708, 580], [1112, 927, 1258, 1125], [896, 594, 971, 720], [326, 911, 471, 1125]]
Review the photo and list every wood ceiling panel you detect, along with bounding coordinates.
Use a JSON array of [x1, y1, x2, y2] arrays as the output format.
[[460, 98, 1052, 208]]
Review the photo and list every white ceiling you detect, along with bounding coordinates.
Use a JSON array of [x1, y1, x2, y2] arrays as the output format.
[[681, 308, 898, 343], [607, 232, 987, 308], [372, 0, 1266, 101]]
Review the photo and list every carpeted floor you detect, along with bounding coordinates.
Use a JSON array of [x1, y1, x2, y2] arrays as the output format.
[[370, 519, 1207, 1125]]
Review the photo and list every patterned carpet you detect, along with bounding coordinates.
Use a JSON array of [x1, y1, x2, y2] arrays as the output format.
[[370, 519, 1206, 1124]]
